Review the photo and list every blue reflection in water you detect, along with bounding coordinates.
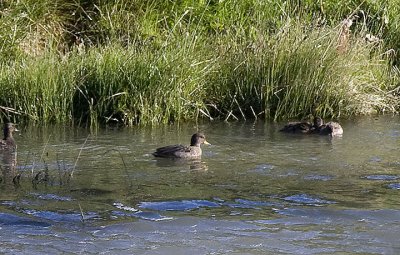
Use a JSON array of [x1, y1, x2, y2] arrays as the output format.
[[224, 199, 278, 209], [283, 194, 336, 206], [304, 174, 334, 181], [31, 193, 73, 201], [139, 200, 220, 211], [248, 163, 275, 174], [22, 209, 98, 223], [387, 183, 400, 190], [364, 175, 400, 181], [0, 213, 51, 227], [111, 210, 173, 221]]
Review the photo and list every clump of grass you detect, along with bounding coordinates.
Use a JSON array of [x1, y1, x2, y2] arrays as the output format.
[[71, 36, 214, 126], [0, 51, 76, 123], [207, 18, 399, 120]]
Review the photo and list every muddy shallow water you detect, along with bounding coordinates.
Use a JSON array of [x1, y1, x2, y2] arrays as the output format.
[[1, 115, 400, 254]]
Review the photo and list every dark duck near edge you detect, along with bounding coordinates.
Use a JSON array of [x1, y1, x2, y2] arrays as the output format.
[[0, 123, 18, 151], [152, 133, 210, 159], [279, 117, 323, 134], [280, 117, 343, 136]]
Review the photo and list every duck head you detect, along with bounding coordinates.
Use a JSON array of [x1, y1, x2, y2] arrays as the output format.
[[190, 133, 210, 147]]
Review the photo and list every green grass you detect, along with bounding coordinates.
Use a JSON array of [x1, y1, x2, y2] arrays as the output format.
[[0, 0, 399, 126]]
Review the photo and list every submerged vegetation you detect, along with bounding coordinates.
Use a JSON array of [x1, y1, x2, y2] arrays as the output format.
[[0, 0, 399, 126]]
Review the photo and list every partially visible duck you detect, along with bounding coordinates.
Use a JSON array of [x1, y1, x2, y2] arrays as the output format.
[[152, 133, 210, 159], [0, 123, 18, 151], [318, 121, 344, 136], [280, 117, 322, 134]]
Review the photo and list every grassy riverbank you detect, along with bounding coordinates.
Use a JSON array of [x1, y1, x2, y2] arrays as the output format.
[[0, 0, 399, 126]]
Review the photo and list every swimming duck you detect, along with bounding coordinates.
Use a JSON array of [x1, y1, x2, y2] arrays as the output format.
[[280, 117, 322, 134], [318, 121, 343, 136], [152, 133, 210, 159], [0, 123, 18, 151]]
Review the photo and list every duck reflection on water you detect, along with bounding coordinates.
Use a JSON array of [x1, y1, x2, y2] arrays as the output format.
[[0, 123, 20, 189], [154, 157, 208, 171]]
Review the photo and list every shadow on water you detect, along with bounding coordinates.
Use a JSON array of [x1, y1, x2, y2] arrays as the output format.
[[0, 116, 400, 254]]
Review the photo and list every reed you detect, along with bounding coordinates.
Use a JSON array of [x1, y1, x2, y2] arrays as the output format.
[[209, 19, 400, 120], [0, 0, 399, 125]]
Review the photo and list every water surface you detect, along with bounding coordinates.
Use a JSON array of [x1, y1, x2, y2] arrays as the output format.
[[1, 115, 400, 254]]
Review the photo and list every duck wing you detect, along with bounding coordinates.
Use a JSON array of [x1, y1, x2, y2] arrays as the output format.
[[280, 122, 312, 133], [153, 144, 190, 158]]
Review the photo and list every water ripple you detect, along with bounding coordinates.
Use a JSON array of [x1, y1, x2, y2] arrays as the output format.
[[304, 175, 333, 181], [387, 183, 400, 190], [364, 175, 400, 181], [0, 213, 51, 227], [31, 193, 73, 201], [113, 202, 138, 212], [283, 194, 335, 206], [111, 210, 173, 221], [248, 164, 275, 174], [139, 200, 220, 211], [224, 199, 277, 209], [23, 209, 98, 223]]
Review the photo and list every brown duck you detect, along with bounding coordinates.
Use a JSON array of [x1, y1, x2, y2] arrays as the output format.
[[280, 117, 323, 134], [153, 133, 210, 159], [318, 121, 344, 136], [280, 117, 343, 136], [0, 123, 18, 151]]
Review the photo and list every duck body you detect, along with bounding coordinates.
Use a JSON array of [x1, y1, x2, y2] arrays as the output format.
[[153, 144, 202, 159], [279, 121, 314, 134], [318, 121, 343, 136], [280, 117, 323, 134], [153, 133, 210, 159], [280, 117, 343, 136], [0, 123, 18, 151]]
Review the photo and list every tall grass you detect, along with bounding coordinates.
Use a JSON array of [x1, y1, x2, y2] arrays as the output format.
[[207, 19, 399, 120], [0, 0, 399, 126]]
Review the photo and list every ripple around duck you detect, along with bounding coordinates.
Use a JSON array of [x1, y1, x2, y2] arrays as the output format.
[[363, 175, 400, 181], [138, 200, 220, 211], [282, 194, 336, 206], [387, 183, 400, 190]]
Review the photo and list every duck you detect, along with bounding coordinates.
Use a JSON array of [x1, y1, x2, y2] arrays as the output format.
[[280, 117, 343, 136], [280, 117, 322, 134], [0, 123, 18, 151], [152, 133, 210, 159], [318, 121, 343, 136]]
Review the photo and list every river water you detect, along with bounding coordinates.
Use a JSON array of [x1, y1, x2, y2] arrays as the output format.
[[0, 115, 399, 254]]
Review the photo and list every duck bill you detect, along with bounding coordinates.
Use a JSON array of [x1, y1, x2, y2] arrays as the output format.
[[203, 140, 211, 145]]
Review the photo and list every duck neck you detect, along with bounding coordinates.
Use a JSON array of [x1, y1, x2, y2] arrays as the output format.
[[190, 135, 200, 146], [4, 130, 12, 140]]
